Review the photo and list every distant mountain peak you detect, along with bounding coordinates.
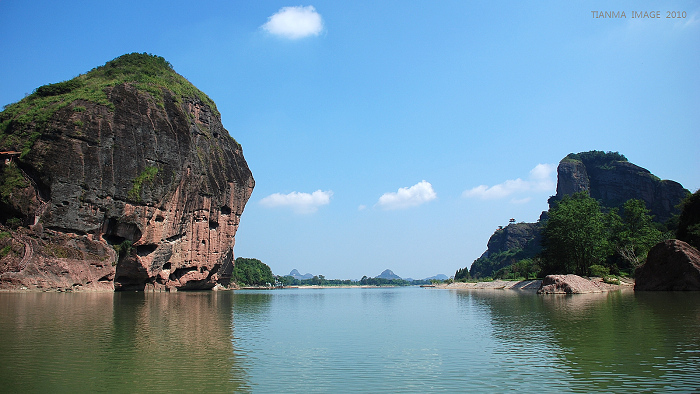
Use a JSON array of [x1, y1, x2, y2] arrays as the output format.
[[376, 269, 401, 279], [289, 269, 313, 280]]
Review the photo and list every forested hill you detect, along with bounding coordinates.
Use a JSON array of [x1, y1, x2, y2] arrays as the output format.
[[462, 221, 543, 280], [457, 151, 690, 281]]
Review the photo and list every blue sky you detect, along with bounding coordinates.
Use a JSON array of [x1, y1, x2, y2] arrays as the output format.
[[1, 1, 698, 280]]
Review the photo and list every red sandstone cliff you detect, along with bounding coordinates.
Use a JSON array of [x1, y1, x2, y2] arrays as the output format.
[[0, 54, 254, 291]]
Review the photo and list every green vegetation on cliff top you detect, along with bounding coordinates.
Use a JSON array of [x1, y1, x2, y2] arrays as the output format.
[[0, 53, 219, 157], [561, 150, 628, 169]]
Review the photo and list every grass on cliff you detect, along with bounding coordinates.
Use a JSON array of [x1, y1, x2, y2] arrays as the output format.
[[128, 166, 159, 202], [0, 53, 220, 157], [0, 163, 28, 205]]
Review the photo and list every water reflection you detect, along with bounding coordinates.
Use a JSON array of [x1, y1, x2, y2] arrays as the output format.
[[454, 290, 571, 392], [230, 288, 471, 392], [109, 292, 246, 392], [0, 292, 115, 392], [0, 291, 248, 393], [461, 289, 700, 392], [3, 288, 698, 393]]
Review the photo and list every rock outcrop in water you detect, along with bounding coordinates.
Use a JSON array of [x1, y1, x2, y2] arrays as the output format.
[[0, 53, 254, 291], [537, 274, 606, 294], [634, 240, 700, 291]]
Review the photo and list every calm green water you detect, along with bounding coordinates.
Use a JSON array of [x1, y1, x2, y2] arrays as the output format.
[[0, 288, 699, 393]]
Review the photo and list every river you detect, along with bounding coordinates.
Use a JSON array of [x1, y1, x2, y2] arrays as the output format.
[[0, 287, 698, 392]]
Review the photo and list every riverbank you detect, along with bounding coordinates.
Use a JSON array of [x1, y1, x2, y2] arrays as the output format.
[[436, 280, 541, 290], [237, 285, 394, 290], [435, 276, 634, 292]]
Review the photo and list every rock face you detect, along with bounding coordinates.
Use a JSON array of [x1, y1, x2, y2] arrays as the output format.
[[0, 227, 116, 291], [0, 54, 254, 291], [553, 153, 688, 223], [537, 274, 606, 294], [466, 221, 542, 279], [634, 240, 700, 291], [555, 159, 589, 197], [484, 222, 541, 256]]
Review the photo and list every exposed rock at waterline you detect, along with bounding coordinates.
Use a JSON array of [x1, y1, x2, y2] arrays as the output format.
[[634, 239, 700, 291], [0, 226, 116, 292], [537, 274, 606, 294]]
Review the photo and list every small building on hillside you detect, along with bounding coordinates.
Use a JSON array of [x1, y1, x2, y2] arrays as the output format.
[[1, 151, 21, 166]]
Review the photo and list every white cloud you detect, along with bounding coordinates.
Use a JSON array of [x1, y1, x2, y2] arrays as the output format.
[[462, 164, 556, 201], [376, 180, 437, 210], [677, 11, 700, 29], [528, 163, 557, 191], [510, 197, 532, 205], [260, 190, 332, 214], [261, 6, 324, 39]]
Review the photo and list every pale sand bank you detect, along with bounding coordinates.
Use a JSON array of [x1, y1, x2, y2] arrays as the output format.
[[436, 277, 634, 291], [435, 280, 542, 290]]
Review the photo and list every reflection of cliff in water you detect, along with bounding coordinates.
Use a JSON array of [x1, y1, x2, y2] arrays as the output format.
[[109, 292, 247, 392], [461, 290, 700, 392], [453, 290, 571, 386], [541, 291, 700, 391], [0, 292, 116, 392], [0, 291, 268, 392]]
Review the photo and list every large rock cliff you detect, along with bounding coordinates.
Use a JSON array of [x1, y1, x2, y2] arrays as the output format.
[[464, 221, 542, 279], [552, 152, 687, 223], [483, 221, 542, 256], [461, 151, 688, 279], [0, 53, 254, 291]]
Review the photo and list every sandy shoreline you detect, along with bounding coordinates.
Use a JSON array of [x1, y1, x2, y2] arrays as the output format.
[[435, 277, 634, 292], [435, 280, 543, 290]]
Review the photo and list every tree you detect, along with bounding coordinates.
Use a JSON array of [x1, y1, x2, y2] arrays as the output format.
[[309, 275, 327, 286], [277, 275, 301, 286], [677, 190, 700, 249], [540, 192, 608, 276], [454, 267, 470, 281], [608, 199, 663, 269], [232, 257, 274, 286]]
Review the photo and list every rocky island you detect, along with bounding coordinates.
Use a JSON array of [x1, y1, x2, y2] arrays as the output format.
[[0, 53, 254, 291]]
